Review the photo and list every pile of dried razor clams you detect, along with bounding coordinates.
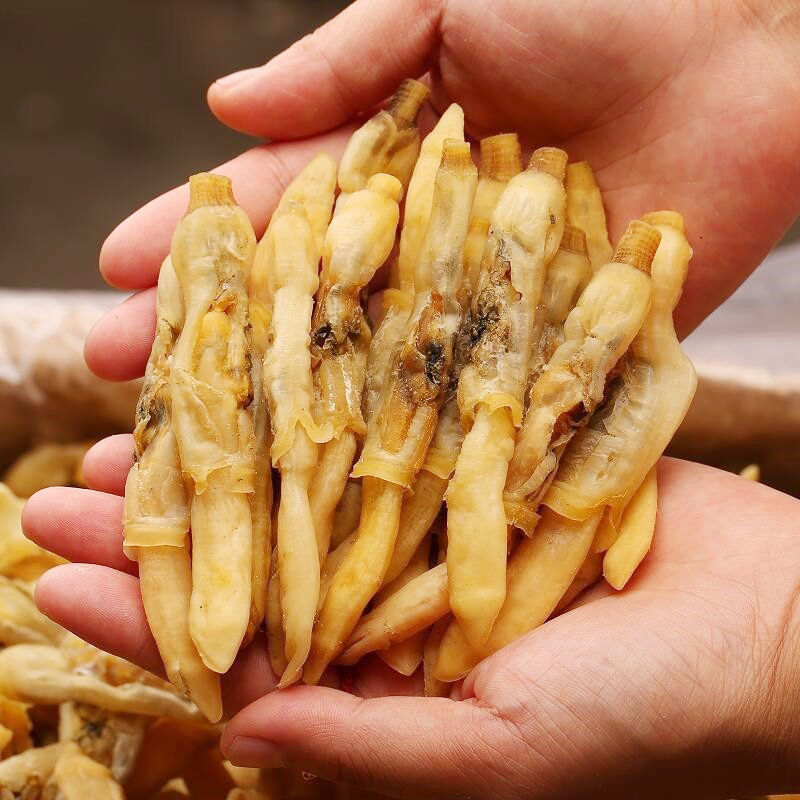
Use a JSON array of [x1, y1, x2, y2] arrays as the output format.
[[121, 78, 697, 724]]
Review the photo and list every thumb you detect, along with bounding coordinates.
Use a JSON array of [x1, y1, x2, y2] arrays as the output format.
[[220, 686, 519, 798], [207, 0, 442, 139]]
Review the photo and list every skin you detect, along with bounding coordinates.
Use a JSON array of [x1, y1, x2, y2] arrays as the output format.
[[19, 0, 800, 795]]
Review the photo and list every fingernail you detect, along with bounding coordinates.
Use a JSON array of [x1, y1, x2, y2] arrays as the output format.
[[212, 66, 263, 91], [226, 735, 285, 768]]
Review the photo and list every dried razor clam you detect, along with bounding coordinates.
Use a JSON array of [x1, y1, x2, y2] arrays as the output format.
[[423, 616, 452, 697], [395, 104, 466, 294], [317, 531, 355, 613], [526, 224, 592, 385], [337, 78, 429, 204], [0, 576, 65, 646], [0, 644, 200, 721], [381, 466, 448, 587], [603, 463, 658, 589], [265, 548, 287, 678], [3, 442, 92, 498], [338, 563, 448, 666], [329, 479, 362, 548], [256, 157, 336, 687], [358, 107, 468, 471], [554, 549, 604, 613], [45, 742, 125, 800], [565, 160, 614, 271], [463, 133, 523, 293], [306, 140, 477, 683], [739, 463, 761, 481], [0, 696, 32, 758], [123, 255, 221, 722], [545, 212, 696, 522], [447, 147, 568, 649], [247, 154, 337, 650], [382, 342, 470, 587], [354, 140, 477, 487], [310, 172, 403, 558], [374, 535, 432, 674], [436, 509, 602, 682], [0, 743, 63, 797], [0, 482, 64, 582], [503, 220, 660, 533], [57, 702, 146, 783], [168, 173, 257, 676], [245, 274, 272, 647]]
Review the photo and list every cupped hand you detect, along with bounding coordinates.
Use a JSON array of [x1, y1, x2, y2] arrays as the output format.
[[25, 454, 800, 797], [22, 0, 800, 796]]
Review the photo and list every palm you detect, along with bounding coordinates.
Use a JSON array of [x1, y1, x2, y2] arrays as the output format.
[[416, 0, 800, 334], [460, 458, 800, 797]]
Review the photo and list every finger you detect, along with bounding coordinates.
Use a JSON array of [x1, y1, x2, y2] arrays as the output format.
[[223, 630, 278, 718], [221, 687, 514, 798], [99, 128, 352, 291], [84, 289, 156, 381], [82, 434, 133, 496], [22, 487, 134, 574], [35, 563, 163, 676], [35, 563, 275, 710], [207, 0, 441, 139]]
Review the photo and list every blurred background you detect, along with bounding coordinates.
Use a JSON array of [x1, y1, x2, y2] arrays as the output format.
[[1, 0, 798, 496], [1, 0, 349, 289]]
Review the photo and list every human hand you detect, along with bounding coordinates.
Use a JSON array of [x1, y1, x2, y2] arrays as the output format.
[[25, 458, 800, 797], [23, 0, 800, 795]]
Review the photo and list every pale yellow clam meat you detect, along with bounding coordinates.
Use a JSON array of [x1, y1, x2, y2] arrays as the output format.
[[329, 479, 362, 548], [310, 173, 402, 560], [423, 615, 452, 697], [0, 695, 31, 758], [0, 644, 200, 721], [168, 174, 257, 676], [247, 154, 337, 649], [58, 701, 147, 784], [525, 224, 592, 388], [603, 463, 659, 589], [307, 140, 477, 684], [463, 133, 522, 294], [739, 463, 761, 481], [447, 147, 568, 649], [354, 141, 477, 488], [3, 441, 93, 498], [554, 549, 604, 613], [504, 220, 660, 533], [565, 160, 613, 271], [545, 212, 696, 522], [381, 468, 448, 587], [436, 509, 602, 682], [338, 563, 448, 666], [374, 534, 432, 675], [395, 103, 465, 294], [123, 254, 221, 722], [0, 575, 65, 646], [265, 548, 288, 679], [317, 530, 356, 613], [337, 78, 429, 204], [0, 482, 63, 581], [244, 288, 272, 646], [257, 175, 335, 686], [0, 743, 63, 795], [45, 742, 125, 800]]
